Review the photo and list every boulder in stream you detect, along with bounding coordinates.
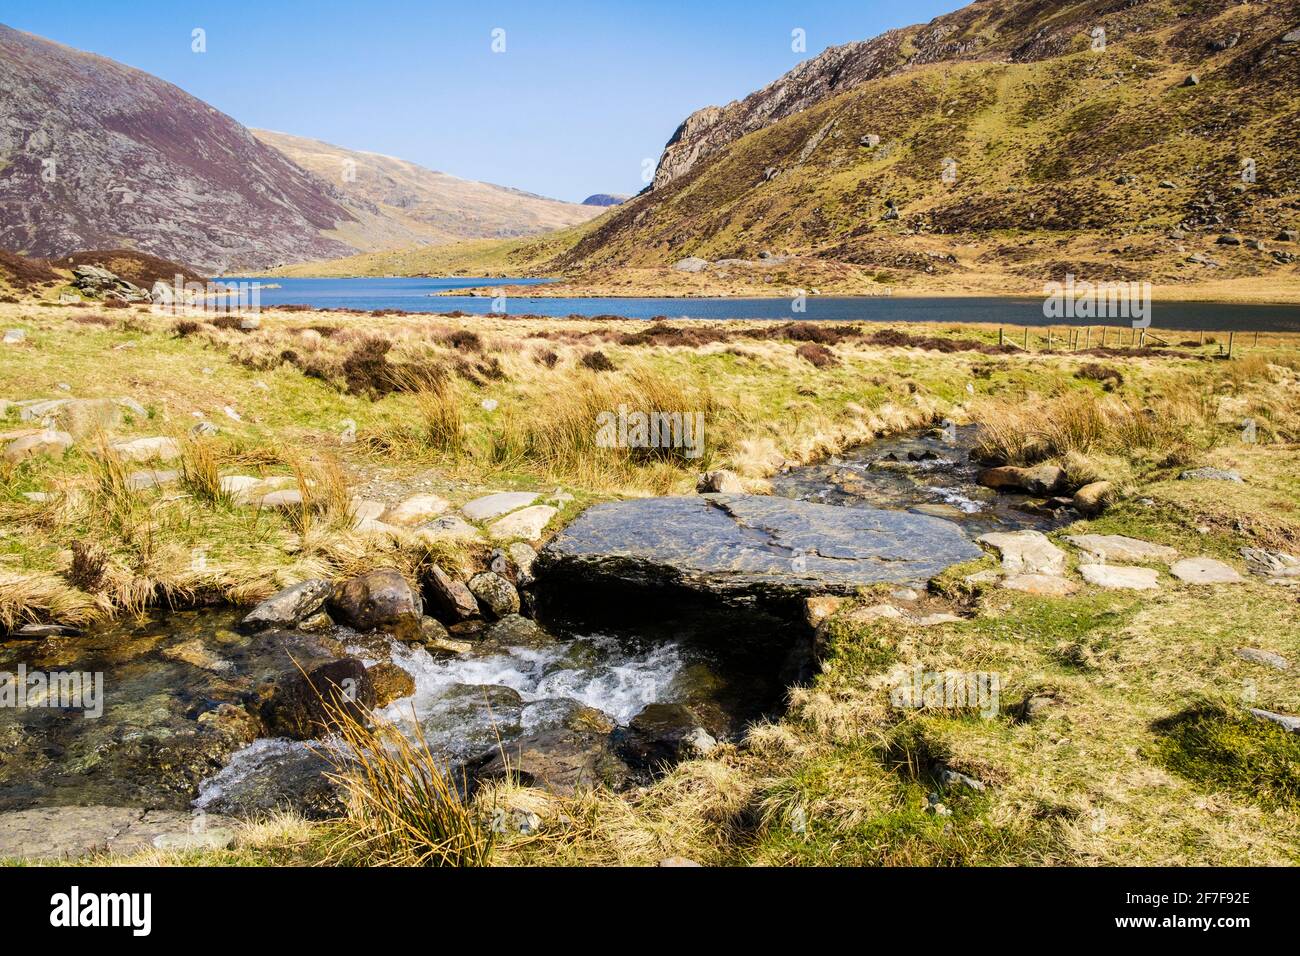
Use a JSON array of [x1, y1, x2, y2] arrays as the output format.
[[239, 579, 332, 632], [328, 568, 423, 641]]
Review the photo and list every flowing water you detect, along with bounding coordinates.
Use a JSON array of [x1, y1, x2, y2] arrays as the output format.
[[0, 425, 1063, 818]]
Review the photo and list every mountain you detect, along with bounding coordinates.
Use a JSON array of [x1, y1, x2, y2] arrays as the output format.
[[0, 25, 601, 274], [251, 130, 602, 247], [582, 194, 630, 206], [0, 24, 357, 274], [298, 0, 1300, 295]]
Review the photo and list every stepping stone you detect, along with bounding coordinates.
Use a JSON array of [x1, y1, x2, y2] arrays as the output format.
[[848, 604, 905, 623], [4, 429, 73, 463], [384, 493, 449, 526], [111, 436, 181, 462], [462, 491, 538, 521], [487, 504, 558, 541], [1066, 534, 1177, 564], [915, 612, 964, 627], [219, 475, 262, 494], [412, 514, 483, 544], [1234, 648, 1289, 671], [1001, 573, 1079, 596], [126, 468, 179, 491], [353, 516, 404, 538], [1170, 557, 1243, 584], [1179, 467, 1243, 483], [349, 498, 387, 523], [977, 530, 1067, 576], [256, 489, 303, 509], [1079, 564, 1160, 590], [1249, 709, 1300, 733]]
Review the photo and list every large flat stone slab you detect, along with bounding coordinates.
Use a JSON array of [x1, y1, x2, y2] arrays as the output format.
[[0, 806, 235, 861], [978, 530, 1066, 576], [463, 491, 538, 522], [536, 494, 983, 602]]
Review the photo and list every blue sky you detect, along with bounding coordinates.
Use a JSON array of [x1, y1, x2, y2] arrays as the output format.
[[4, 0, 957, 202]]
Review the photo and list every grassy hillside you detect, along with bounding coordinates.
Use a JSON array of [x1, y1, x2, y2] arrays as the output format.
[[273, 0, 1300, 299]]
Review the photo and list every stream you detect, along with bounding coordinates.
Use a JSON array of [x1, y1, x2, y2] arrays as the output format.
[[0, 425, 1069, 819]]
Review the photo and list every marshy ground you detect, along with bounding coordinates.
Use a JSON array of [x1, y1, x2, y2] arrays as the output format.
[[1, 301, 1297, 866]]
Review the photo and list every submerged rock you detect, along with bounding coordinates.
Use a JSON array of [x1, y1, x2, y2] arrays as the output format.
[[467, 728, 631, 797], [617, 703, 718, 770], [536, 495, 982, 606], [239, 579, 332, 632], [258, 657, 375, 740]]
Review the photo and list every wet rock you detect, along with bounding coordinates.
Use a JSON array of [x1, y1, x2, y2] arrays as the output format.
[[328, 568, 423, 641], [1170, 557, 1243, 585], [384, 493, 449, 526], [367, 661, 416, 707], [162, 638, 235, 674], [1079, 564, 1160, 590], [1002, 573, 1078, 596], [977, 464, 1065, 496], [537, 495, 982, 606], [1066, 534, 1177, 564], [196, 740, 344, 820], [487, 504, 557, 541], [239, 579, 332, 631], [977, 530, 1067, 576], [1179, 467, 1242, 483], [110, 436, 181, 462], [1072, 480, 1115, 516], [298, 611, 333, 633], [448, 620, 486, 640], [469, 728, 631, 797], [697, 469, 745, 494], [617, 703, 717, 770], [463, 491, 539, 521], [1234, 648, 1289, 671], [0, 806, 236, 861], [422, 565, 481, 622], [259, 657, 375, 740], [484, 613, 555, 647], [467, 572, 520, 619], [1249, 709, 1299, 733], [196, 702, 262, 745], [416, 615, 451, 645], [4, 429, 73, 462]]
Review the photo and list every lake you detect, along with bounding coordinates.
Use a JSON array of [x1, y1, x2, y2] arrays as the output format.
[[224, 277, 1300, 332]]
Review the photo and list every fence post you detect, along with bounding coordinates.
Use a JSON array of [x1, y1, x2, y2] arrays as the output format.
[[1228, 331, 1235, 359]]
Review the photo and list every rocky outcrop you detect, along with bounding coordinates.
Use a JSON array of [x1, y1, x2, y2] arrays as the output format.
[[0, 24, 356, 272]]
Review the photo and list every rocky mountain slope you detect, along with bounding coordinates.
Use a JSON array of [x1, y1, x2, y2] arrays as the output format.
[[0, 24, 359, 274], [252, 130, 602, 249], [300, 0, 1300, 296], [0, 25, 601, 275]]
